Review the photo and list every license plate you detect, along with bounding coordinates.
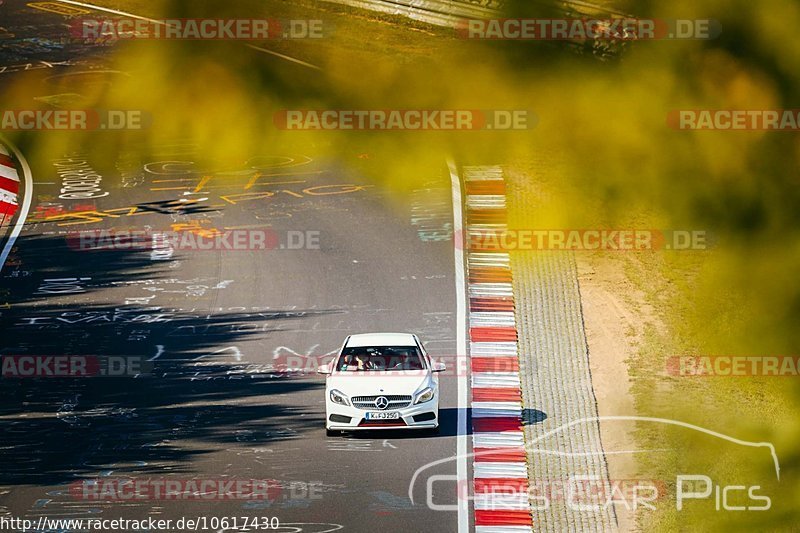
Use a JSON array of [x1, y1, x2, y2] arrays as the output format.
[[366, 411, 400, 420]]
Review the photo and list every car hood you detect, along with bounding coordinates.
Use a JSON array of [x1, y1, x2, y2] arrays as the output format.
[[327, 371, 431, 396]]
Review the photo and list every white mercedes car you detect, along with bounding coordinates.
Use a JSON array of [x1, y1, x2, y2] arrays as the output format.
[[318, 333, 445, 435]]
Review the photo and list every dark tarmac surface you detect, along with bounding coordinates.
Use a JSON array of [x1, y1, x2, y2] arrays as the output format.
[[0, 1, 466, 531]]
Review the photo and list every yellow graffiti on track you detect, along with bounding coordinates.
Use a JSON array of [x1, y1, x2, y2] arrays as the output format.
[[31, 184, 371, 226]]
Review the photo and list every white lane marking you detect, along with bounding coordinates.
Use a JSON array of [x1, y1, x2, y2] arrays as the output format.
[[54, 1, 322, 71], [448, 159, 469, 533], [245, 44, 322, 71], [0, 137, 32, 273]]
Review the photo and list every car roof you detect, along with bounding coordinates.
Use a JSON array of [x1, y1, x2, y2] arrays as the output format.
[[345, 332, 418, 347]]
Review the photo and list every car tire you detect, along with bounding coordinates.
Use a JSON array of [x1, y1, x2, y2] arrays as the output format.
[[326, 428, 338, 437]]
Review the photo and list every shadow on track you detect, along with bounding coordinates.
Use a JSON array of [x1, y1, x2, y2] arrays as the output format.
[[0, 234, 340, 487], [329, 407, 549, 441]]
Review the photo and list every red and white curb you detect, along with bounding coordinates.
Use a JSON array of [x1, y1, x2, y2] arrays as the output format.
[[0, 143, 21, 227], [0, 138, 32, 272], [461, 166, 533, 532]]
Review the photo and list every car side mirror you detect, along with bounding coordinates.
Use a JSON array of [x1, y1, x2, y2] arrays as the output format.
[[432, 362, 446, 372], [317, 362, 332, 375]]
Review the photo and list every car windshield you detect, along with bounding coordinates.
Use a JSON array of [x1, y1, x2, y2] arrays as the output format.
[[336, 346, 425, 372]]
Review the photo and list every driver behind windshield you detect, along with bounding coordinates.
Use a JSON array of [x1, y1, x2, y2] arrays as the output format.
[[338, 352, 374, 371], [355, 352, 372, 370]]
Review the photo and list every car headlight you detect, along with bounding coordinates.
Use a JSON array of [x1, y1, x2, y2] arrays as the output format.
[[414, 387, 434, 404], [329, 389, 350, 406]]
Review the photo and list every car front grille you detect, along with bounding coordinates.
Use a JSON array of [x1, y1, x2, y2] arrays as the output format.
[[351, 395, 412, 410]]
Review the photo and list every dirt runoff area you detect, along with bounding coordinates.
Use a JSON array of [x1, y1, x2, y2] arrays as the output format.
[[576, 252, 667, 532]]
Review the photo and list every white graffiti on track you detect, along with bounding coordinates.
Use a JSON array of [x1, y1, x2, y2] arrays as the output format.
[[36, 277, 91, 295], [149, 344, 165, 361], [204, 346, 244, 361], [117, 152, 147, 188], [150, 232, 175, 261], [167, 322, 278, 337], [15, 306, 326, 328], [126, 328, 151, 341], [53, 154, 109, 200], [183, 362, 300, 381], [100, 278, 232, 299], [272, 344, 338, 360], [0, 59, 83, 74]]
